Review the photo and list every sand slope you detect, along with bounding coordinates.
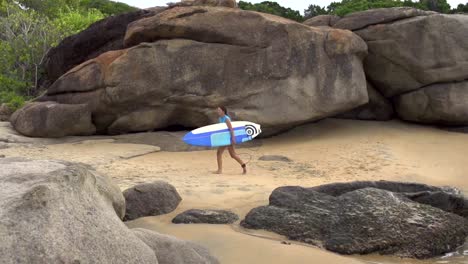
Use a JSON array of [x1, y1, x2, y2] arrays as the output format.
[[1, 119, 467, 264]]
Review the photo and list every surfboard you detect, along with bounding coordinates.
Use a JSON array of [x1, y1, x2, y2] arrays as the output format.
[[183, 121, 262, 147]]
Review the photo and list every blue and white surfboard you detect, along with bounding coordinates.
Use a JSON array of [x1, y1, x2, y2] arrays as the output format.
[[183, 121, 261, 147]]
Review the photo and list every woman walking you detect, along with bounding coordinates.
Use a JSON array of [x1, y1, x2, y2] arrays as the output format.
[[215, 106, 247, 174]]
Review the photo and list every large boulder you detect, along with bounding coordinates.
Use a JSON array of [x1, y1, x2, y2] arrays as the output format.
[[133, 228, 219, 264], [333, 7, 432, 31], [32, 6, 368, 137], [309, 180, 468, 218], [124, 181, 182, 221], [43, 9, 163, 84], [241, 182, 468, 259], [10, 101, 96, 138], [353, 12, 468, 97], [394, 81, 468, 126], [303, 15, 340, 27], [0, 157, 158, 263], [336, 82, 393, 120]]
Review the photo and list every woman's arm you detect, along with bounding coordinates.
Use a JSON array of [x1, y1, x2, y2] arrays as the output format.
[[226, 119, 236, 144]]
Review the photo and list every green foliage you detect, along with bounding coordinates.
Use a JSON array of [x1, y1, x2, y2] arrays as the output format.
[[0, 1, 106, 107], [452, 2, 468, 13], [52, 7, 104, 38], [0, 75, 28, 109], [238, 1, 303, 22], [79, 0, 137, 16], [327, 0, 427, 17], [305, 0, 458, 18], [304, 4, 328, 19]]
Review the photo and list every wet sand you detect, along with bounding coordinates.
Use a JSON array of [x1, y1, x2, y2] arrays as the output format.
[[1, 119, 467, 264]]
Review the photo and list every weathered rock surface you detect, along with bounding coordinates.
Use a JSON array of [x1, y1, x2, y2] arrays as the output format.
[[43, 9, 162, 84], [133, 228, 219, 264], [394, 81, 468, 126], [309, 180, 468, 218], [0, 104, 13, 122], [333, 7, 432, 31], [172, 209, 239, 224], [241, 182, 468, 258], [303, 15, 340, 27], [10, 101, 96, 138], [28, 6, 368, 138], [258, 155, 292, 162], [0, 158, 159, 263], [355, 12, 468, 97], [336, 82, 393, 120], [124, 181, 182, 221]]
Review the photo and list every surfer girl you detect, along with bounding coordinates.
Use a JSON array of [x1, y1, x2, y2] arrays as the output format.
[[216, 106, 247, 175]]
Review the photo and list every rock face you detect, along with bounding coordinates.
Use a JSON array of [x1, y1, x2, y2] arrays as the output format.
[[10, 101, 96, 138], [133, 228, 219, 264], [0, 158, 158, 263], [303, 15, 340, 27], [22, 6, 368, 138], [355, 13, 468, 98], [305, 8, 468, 127], [241, 181, 468, 259], [336, 82, 393, 120], [43, 9, 161, 84], [124, 181, 182, 221], [394, 81, 468, 125], [309, 180, 468, 218], [333, 7, 432, 31], [172, 209, 239, 224]]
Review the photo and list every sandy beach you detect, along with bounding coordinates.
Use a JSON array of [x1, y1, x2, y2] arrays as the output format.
[[1, 118, 467, 264]]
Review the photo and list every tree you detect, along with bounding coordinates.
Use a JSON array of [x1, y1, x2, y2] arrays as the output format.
[[0, 1, 105, 108], [238, 1, 303, 22], [304, 4, 329, 19], [452, 2, 468, 13], [0, 3, 56, 97], [78, 0, 137, 16], [420, 0, 451, 13]]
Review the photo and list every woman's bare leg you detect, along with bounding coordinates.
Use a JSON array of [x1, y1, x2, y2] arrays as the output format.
[[216, 147, 226, 174], [228, 145, 247, 174]]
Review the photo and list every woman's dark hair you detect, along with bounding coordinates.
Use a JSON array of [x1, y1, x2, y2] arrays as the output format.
[[219, 106, 228, 115]]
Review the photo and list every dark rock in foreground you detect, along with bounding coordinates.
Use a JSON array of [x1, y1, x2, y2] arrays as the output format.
[[124, 181, 182, 221], [172, 209, 239, 224], [241, 181, 468, 259], [0, 158, 157, 263], [133, 228, 220, 264], [310, 180, 468, 218], [0, 158, 218, 264]]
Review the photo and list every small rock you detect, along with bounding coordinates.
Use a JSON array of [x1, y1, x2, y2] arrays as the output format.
[[259, 155, 292, 162], [281, 241, 291, 245], [0, 155, 5, 158], [172, 209, 239, 224], [124, 181, 182, 221]]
